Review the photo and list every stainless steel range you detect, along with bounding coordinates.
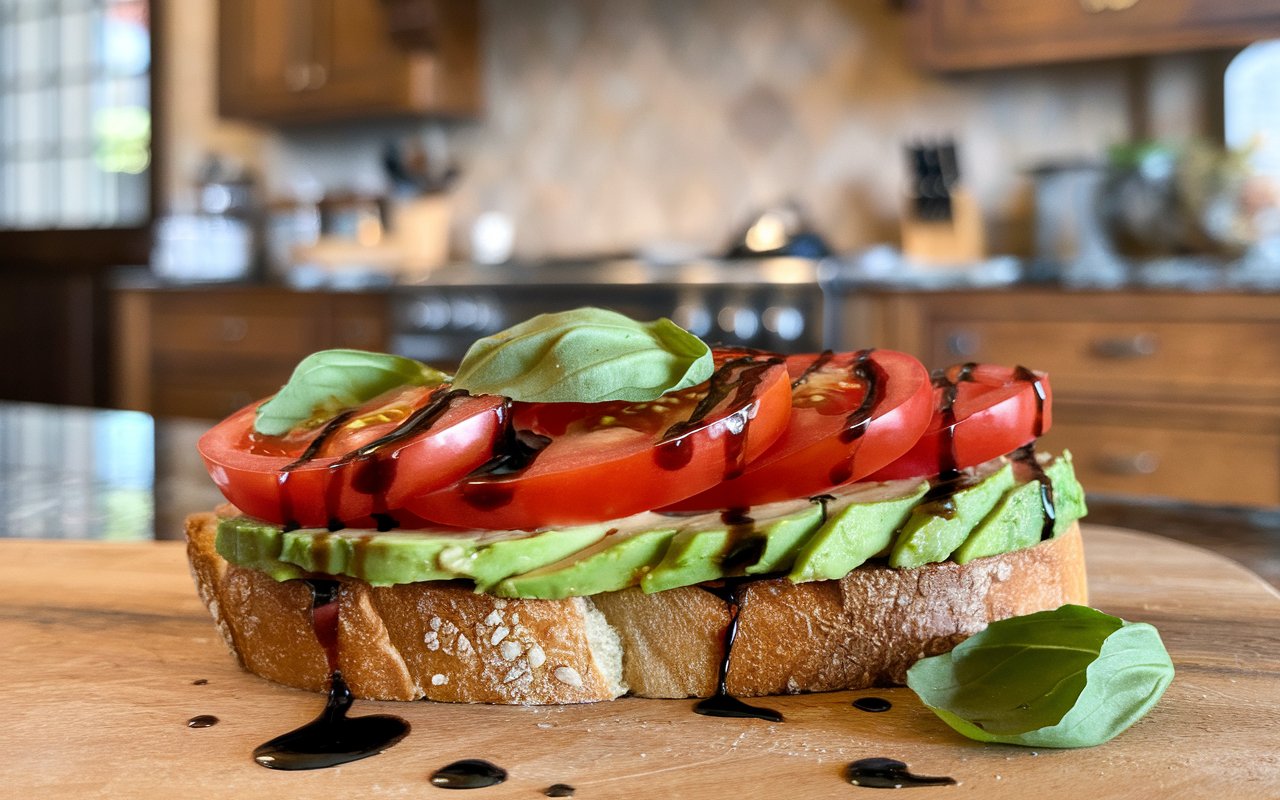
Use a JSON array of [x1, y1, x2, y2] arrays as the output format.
[[391, 258, 833, 367]]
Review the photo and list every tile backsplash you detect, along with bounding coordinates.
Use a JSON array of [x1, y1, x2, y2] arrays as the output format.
[[166, 0, 1217, 261]]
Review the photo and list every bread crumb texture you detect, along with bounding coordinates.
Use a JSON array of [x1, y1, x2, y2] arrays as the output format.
[[186, 511, 1085, 703]]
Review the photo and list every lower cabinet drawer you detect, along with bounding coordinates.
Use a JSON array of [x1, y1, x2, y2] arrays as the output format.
[[1040, 414, 1280, 508]]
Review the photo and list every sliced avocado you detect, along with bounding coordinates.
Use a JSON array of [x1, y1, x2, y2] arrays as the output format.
[[888, 463, 1017, 569], [1046, 450, 1088, 536], [951, 479, 1043, 564], [952, 452, 1089, 564], [280, 528, 468, 585], [788, 480, 928, 582], [215, 517, 305, 581], [439, 525, 612, 592], [640, 498, 823, 594], [496, 525, 678, 599]]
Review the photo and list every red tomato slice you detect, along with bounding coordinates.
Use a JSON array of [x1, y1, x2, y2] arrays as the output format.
[[663, 349, 934, 511], [198, 385, 508, 529], [867, 363, 1051, 481], [406, 354, 794, 530]]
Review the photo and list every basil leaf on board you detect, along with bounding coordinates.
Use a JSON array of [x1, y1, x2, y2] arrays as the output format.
[[451, 307, 714, 403], [906, 604, 1174, 748], [254, 349, 448, 436]]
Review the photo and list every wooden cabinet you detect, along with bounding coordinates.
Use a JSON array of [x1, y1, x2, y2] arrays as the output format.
[[218, 0, 480, 123], [909, 0, 1280, 70], [114, 287, 390, 419], [844, 290, 1280, 506]]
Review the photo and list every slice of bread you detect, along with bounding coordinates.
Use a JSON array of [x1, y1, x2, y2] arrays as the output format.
[[185, 511, 1088, 704]]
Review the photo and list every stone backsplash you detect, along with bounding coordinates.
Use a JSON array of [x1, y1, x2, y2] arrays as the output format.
[[167, 0, 1216, 260]]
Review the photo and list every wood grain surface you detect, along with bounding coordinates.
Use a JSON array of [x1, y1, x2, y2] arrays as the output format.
[[1, 525, 1277, 799]]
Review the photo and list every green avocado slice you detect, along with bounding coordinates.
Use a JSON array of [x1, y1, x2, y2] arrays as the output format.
[[438, 525, 611, 591], [950, 479, 1044, 565], [789, 479, 928, 582], [214, 516, 305, 581], [639, 498, 824, 594], [947, 452, 1090, 565], [888, 462, 1017, 569], [496, 525, 679, 599], [1046, 450, 1088, 537], [213, 452, 1088, 596], [279, 528, 472, 585]]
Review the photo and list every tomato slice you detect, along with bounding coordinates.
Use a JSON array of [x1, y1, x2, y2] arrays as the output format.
[[198, 385, 508, 529], [406, 354, 794, 530], [867, 363, 1051, 481], [662, 349, 934, 511]]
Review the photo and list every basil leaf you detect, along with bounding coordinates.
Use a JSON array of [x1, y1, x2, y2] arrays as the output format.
[[906, 604, 1174, 748], [254, 349, 448, 436], [451, 307, 714, 403]]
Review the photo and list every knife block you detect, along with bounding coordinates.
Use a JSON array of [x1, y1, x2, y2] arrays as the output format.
[[900, 189, 986, 266]]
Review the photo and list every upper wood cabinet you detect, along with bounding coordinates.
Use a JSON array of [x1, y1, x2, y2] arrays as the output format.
[[909, 0, 1280, 70], [218, 0, 481, 123]]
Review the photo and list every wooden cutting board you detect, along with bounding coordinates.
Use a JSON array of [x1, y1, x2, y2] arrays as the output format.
[[1, 525, 1277, 799]]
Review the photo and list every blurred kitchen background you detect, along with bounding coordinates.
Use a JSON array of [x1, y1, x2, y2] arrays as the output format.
[[2, 0, 1280, 567]]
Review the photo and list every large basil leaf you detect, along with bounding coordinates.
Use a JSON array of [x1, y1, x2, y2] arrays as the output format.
[[451, 307, 713, 403], [254, 349, 448, 436], [906, 605, 1174, 748]]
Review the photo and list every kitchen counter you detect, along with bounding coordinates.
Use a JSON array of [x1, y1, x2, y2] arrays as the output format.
[[2, 401, 1278, 588]]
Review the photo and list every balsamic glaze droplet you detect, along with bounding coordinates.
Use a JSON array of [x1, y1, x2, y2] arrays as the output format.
[[844, 752, 957, 788], [693, 580, 784, 723], [1011, 442, 1057, 540], [852, 697, 893, 713], [187, 714, 219, 728], [252, 671, 410, 771], [543, 784, 576, 798], [191, 678, 209, 686], [827, 350, 887, 486], [657, 355, 783, 478], [845, 758, 956, 789], [430, 759, 508, 789]]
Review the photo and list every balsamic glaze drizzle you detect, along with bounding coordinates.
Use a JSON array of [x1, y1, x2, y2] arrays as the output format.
[[791, 350, 835, 389], [852, 697, 893, 713], [456, 415, 553, 511], [845, 758, 956, 789], [252, 580, 409, 770], [252, 671, 410, 771], [694, 581, 783, 722], [828, 350, 887, 486], [931, 362, 978, 482], [187, 715, 219, 728], [430, 759, 508, 789], [1012, 443, 1057, 540], [657, 355, 783, 478], [275, 388, 473, 529]]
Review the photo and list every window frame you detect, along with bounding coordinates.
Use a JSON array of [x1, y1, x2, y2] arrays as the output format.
[[0, 0, 162, 271]]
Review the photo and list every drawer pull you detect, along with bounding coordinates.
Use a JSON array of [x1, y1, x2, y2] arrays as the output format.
[[220, 317, 249, 343], [1090, 333, 1158, 359], [1096, 451, 1160, 476]]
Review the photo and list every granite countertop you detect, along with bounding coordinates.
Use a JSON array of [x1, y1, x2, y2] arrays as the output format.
[[2, 401, 1277, 588], [114, 251, 1280, 296]]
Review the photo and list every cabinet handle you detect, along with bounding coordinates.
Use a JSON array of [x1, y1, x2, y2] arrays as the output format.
[[1095, 451, 1160, 476], [1080, 0, 1139, 11], [945, 330, 980, 358], [1090, 332, 1158, 359], [219, 317, 249, 343]]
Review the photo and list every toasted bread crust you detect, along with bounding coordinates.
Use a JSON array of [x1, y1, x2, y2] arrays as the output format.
[[186, 511, 1087, 703]]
